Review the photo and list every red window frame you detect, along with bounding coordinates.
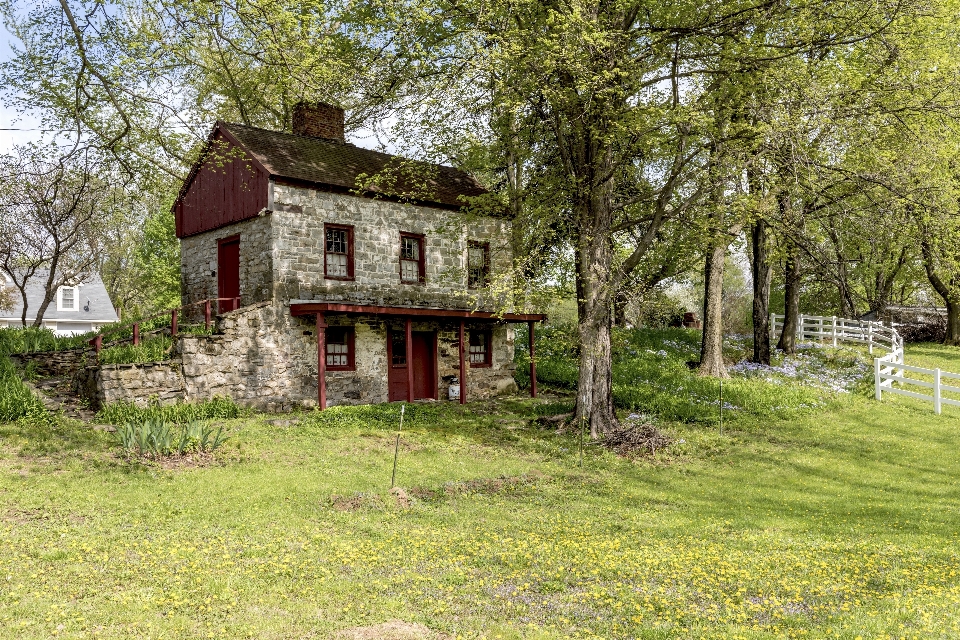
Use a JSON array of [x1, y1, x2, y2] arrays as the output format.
[[324, 224, 355, 281], [467, 240, 490, 289], [399, 232, 425, 284], [468, 329, 492, 368], [325, 326, 355, 371]]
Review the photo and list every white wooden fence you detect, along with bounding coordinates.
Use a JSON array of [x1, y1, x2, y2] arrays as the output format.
[[770, 313, 955, 415]]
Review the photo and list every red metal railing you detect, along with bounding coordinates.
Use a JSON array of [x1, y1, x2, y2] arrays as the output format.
[[88, 297, 241, 355]]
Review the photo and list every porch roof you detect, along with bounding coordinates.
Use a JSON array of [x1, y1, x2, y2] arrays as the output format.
[[288, 301, 545, 323]]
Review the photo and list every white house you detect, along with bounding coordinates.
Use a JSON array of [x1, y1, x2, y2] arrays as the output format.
[[0, 271, 119, 336]]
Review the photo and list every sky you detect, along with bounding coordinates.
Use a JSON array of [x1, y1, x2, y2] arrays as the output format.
[[0, 29, 44, 153]]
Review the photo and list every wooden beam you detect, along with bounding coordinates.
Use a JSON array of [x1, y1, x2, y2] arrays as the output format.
[[405, 318, 413, 403], [459, 320, 466, 405], [528, 320, 537, 398], [317, 312, 327, 410], [290, 301, 545, 323]]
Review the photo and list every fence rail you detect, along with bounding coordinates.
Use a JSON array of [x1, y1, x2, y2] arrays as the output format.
[[771, 313, 955, 415], [88, 297, 241, 356]]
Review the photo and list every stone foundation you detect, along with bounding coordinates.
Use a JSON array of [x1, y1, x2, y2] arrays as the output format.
[[75, 302, 520, 411]]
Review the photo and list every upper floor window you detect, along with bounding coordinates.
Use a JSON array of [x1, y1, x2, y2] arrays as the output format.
[[467, 241, 490, 289], [469, 330, 492, 367], [325, 327, 355, 370], [58, 285, 79, 312], [325, 224, 354, 280], [400, 233, 425, 284]]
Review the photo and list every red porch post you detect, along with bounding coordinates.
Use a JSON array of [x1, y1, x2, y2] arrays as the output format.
[[317, 312, 327, 410], [204, 300, 212, 331], [171, 308, 178, 337], [458, 320, 466, 404], [405, 318, 414, 403], [528, 320, 537, 398], [133, 322, 140, 346]]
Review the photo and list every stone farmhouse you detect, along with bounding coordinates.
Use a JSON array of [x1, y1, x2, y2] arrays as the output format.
[[170, 102, 543, 409]]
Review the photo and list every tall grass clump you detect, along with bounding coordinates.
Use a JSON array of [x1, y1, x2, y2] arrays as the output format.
[[0, 326, 93, 354], [0, 328, 53, 422], [98, 336, 173, 365], [114, 418, 228, 459], [114, 418, 227, 460], [0, 357, 47, 422], [96, 396, 246, 425]]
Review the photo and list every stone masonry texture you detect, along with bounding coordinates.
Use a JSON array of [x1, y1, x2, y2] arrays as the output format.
[[166, 185, 521, 410]]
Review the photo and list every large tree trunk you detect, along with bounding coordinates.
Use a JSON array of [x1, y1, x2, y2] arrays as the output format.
[[573, 194, 618, 439], [920, 237, 960, 345], [777, 242, 801, 354], [750, 219, 773, 364], [699, 239, 728, 377]]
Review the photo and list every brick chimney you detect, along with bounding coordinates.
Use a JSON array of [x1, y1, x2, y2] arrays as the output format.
[[292, 101, 345, 143]]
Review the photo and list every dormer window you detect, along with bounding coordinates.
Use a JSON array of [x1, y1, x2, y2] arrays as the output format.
[[400, 233, 425, 284], [467, 241, 490, 289], [58, 285, 79, 312]]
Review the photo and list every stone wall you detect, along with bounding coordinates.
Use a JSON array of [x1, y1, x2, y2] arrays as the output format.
[[75, 362, 186, 408], [75, 303, 519, 412], [177, 302, 316, 411], [270, 185, 513, 310], [179, 212, 274, 315], [10, 348, 92, 378]]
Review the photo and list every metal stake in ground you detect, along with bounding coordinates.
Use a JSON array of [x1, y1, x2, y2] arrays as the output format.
[[719, 378, 723, 436], [391, 404, 405, 489]]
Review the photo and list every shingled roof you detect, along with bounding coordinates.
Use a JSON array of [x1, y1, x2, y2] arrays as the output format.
[[219, 122, 490, 210]]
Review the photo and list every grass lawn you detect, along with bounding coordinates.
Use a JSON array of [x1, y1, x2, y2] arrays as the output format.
[[2, 338, 960, 639]]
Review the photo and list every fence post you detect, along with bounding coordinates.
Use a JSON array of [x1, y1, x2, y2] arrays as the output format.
[[133, 322, 140, 346], [868, 323, 873, 355], [93, 335, 102, 354], [204, 300, 211, 331], [935, 368, 942, 415], [798, 314, 804, 340], [831, 316, 837, 348], [875, 358, 882, 401], [770, 312, 776, 341], [171, 308, 178, 337]]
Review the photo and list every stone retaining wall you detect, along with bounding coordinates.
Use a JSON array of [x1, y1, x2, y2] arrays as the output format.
[[10, 348, 92, 378], [74, 361, 186, 408]]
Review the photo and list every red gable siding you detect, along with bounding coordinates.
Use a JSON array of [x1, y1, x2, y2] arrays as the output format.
[[174, 130, 269, 238]]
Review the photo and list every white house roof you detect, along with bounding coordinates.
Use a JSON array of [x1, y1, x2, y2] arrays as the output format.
[[0, 271, 119, 324]]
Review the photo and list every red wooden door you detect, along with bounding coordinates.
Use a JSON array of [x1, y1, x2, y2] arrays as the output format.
[[387, 329, 436, 401], [218, 237, 240, 313]]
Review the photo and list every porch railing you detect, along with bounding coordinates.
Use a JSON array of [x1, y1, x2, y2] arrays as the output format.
[[88, 297, 241, 355]]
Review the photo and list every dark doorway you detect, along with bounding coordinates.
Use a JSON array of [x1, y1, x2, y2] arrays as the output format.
[[218, 236, 240, 313], [387, 329, 437, 401]]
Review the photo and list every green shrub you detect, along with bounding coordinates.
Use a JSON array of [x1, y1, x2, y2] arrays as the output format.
[[98, 336, 173, 365], [0, 357, 47, 423], [96, 397, 246, 425], [114, 418, 228, 459]]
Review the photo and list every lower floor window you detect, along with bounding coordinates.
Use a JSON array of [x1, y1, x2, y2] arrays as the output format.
[[325, 327, 355, 370], [469, 330, 492, 367]]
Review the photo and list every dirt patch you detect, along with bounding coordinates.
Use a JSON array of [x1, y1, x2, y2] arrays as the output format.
[[390, 487, 411, 508], [329, 492, 385, 511], [333, 620, 450, 640], [602, 422, 672, 456], [409, 470, 547, 502]]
